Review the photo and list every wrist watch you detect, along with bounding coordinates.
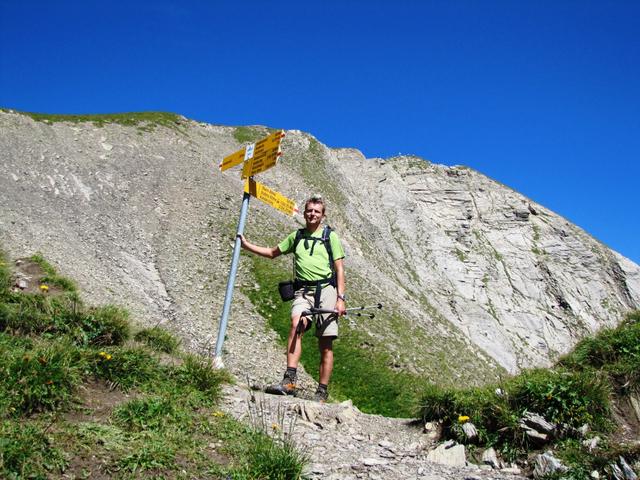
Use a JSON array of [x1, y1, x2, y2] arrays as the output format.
[[337, 293, 346, 301]]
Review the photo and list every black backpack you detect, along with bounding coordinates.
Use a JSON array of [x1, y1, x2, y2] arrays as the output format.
[[292, 225, 336, 286]]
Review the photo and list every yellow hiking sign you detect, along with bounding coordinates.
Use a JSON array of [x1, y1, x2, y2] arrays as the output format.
[[244, 178, 298, 216], [219, 130, 284, 175], [241, 130, 284, 178]]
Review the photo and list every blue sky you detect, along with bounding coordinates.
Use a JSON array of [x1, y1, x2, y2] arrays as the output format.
[[1, 1, 638, 264]]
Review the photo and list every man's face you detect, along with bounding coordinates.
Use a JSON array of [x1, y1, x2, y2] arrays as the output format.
[[304, 202, 324, 228]]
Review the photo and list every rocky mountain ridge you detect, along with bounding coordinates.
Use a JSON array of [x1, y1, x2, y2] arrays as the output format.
[[1, 109, 639, 388]]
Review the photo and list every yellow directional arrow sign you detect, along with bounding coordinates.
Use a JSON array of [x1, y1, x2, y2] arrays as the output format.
[[241, 130, 284, 178], [244, 178, 298, 216], [219, 130, 285, 174], [219, 148, 246, 172]]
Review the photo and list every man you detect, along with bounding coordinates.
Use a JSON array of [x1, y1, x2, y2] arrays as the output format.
[[239, 194, 346, 402]]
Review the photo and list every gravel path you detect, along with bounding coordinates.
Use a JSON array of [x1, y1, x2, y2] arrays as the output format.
[[219, 383, 528, 480]]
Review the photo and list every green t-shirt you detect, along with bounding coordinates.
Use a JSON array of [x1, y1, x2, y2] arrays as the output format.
[[278, 228, 345, 281]]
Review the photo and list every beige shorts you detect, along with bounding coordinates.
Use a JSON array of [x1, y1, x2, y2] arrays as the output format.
[[291, 284, 338, 338]]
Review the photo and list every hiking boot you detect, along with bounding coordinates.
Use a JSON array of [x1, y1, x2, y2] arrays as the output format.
[[265, 374, 297, 396], [313, 388, 328, 403]]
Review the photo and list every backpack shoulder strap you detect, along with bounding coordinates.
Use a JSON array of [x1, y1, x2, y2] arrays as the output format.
[[322, 226, 335, 275], [292, 228, 306, 252], [290, 228, 305, 280]]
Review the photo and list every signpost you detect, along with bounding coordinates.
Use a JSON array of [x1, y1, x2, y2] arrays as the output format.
[[213, 130, 296, 368]]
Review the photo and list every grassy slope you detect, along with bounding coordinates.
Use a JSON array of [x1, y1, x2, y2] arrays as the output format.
[[0, 249, 308, 480]]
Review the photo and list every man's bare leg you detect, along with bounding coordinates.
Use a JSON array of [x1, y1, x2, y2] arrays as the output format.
[[287, 314, 305, 366], [318, 336, 334, 385]]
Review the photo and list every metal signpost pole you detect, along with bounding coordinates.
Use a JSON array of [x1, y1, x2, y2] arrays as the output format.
[[213, 130, 288, 368], [213, 189, 251, 368]]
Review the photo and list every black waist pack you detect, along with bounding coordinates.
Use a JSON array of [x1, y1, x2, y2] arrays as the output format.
[[278, 281, 295, 302]]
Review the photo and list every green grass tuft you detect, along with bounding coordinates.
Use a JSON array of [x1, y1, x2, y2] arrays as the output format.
[[29, 253, 78, 292], [240, 430, 309, 480], [0, 421, 67, 478], [0, 338, 85, 415], [116, 441, 178, 474], [0, 250, 12, 295], [82, 304, 131, 346], [509, 368, 611, 430], [134, 325, 180, 353], [112, 396, 187, 432], [173, 353, 231, 398], [88, 346, 160, 391], [0, 291, 129, 347], [233, 126, 270, 144]]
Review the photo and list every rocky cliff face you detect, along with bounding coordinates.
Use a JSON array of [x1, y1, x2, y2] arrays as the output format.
[[1, 110, 638, 384]]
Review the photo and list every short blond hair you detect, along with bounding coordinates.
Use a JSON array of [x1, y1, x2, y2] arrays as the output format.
[[304, 194, 326, 215]]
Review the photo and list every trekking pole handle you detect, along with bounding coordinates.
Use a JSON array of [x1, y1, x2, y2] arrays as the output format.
[[301, 305, 382, 316], [300, 308, 334, 316]]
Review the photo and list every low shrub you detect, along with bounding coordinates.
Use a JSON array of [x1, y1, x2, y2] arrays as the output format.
[[508, 368, 611, 430], [561, 312, 640, 390]]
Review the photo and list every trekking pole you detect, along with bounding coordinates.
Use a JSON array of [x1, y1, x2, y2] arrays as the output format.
[[301, 309, 376, 319], [301, 303, 384, 319], [346, 303, 383, 312]]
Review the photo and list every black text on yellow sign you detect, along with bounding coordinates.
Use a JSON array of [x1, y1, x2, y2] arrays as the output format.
[[241, 130, 284, 178], [219, 149, 246, 172], [219, 130, 284, 174], [244, 178, 298, 216]]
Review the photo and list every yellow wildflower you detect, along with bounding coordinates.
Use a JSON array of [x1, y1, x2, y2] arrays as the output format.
[[99, 351, 107, 357], [458, 415, 470, 423], [39, 284, 49, 292], [212, 411, 225, 417], [105, 354, 112, 360], [271, 423, 281, 431]]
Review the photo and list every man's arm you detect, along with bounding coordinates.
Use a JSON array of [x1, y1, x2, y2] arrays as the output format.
[[334, 258, 346, 316], [238, 235, 281, 259]]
